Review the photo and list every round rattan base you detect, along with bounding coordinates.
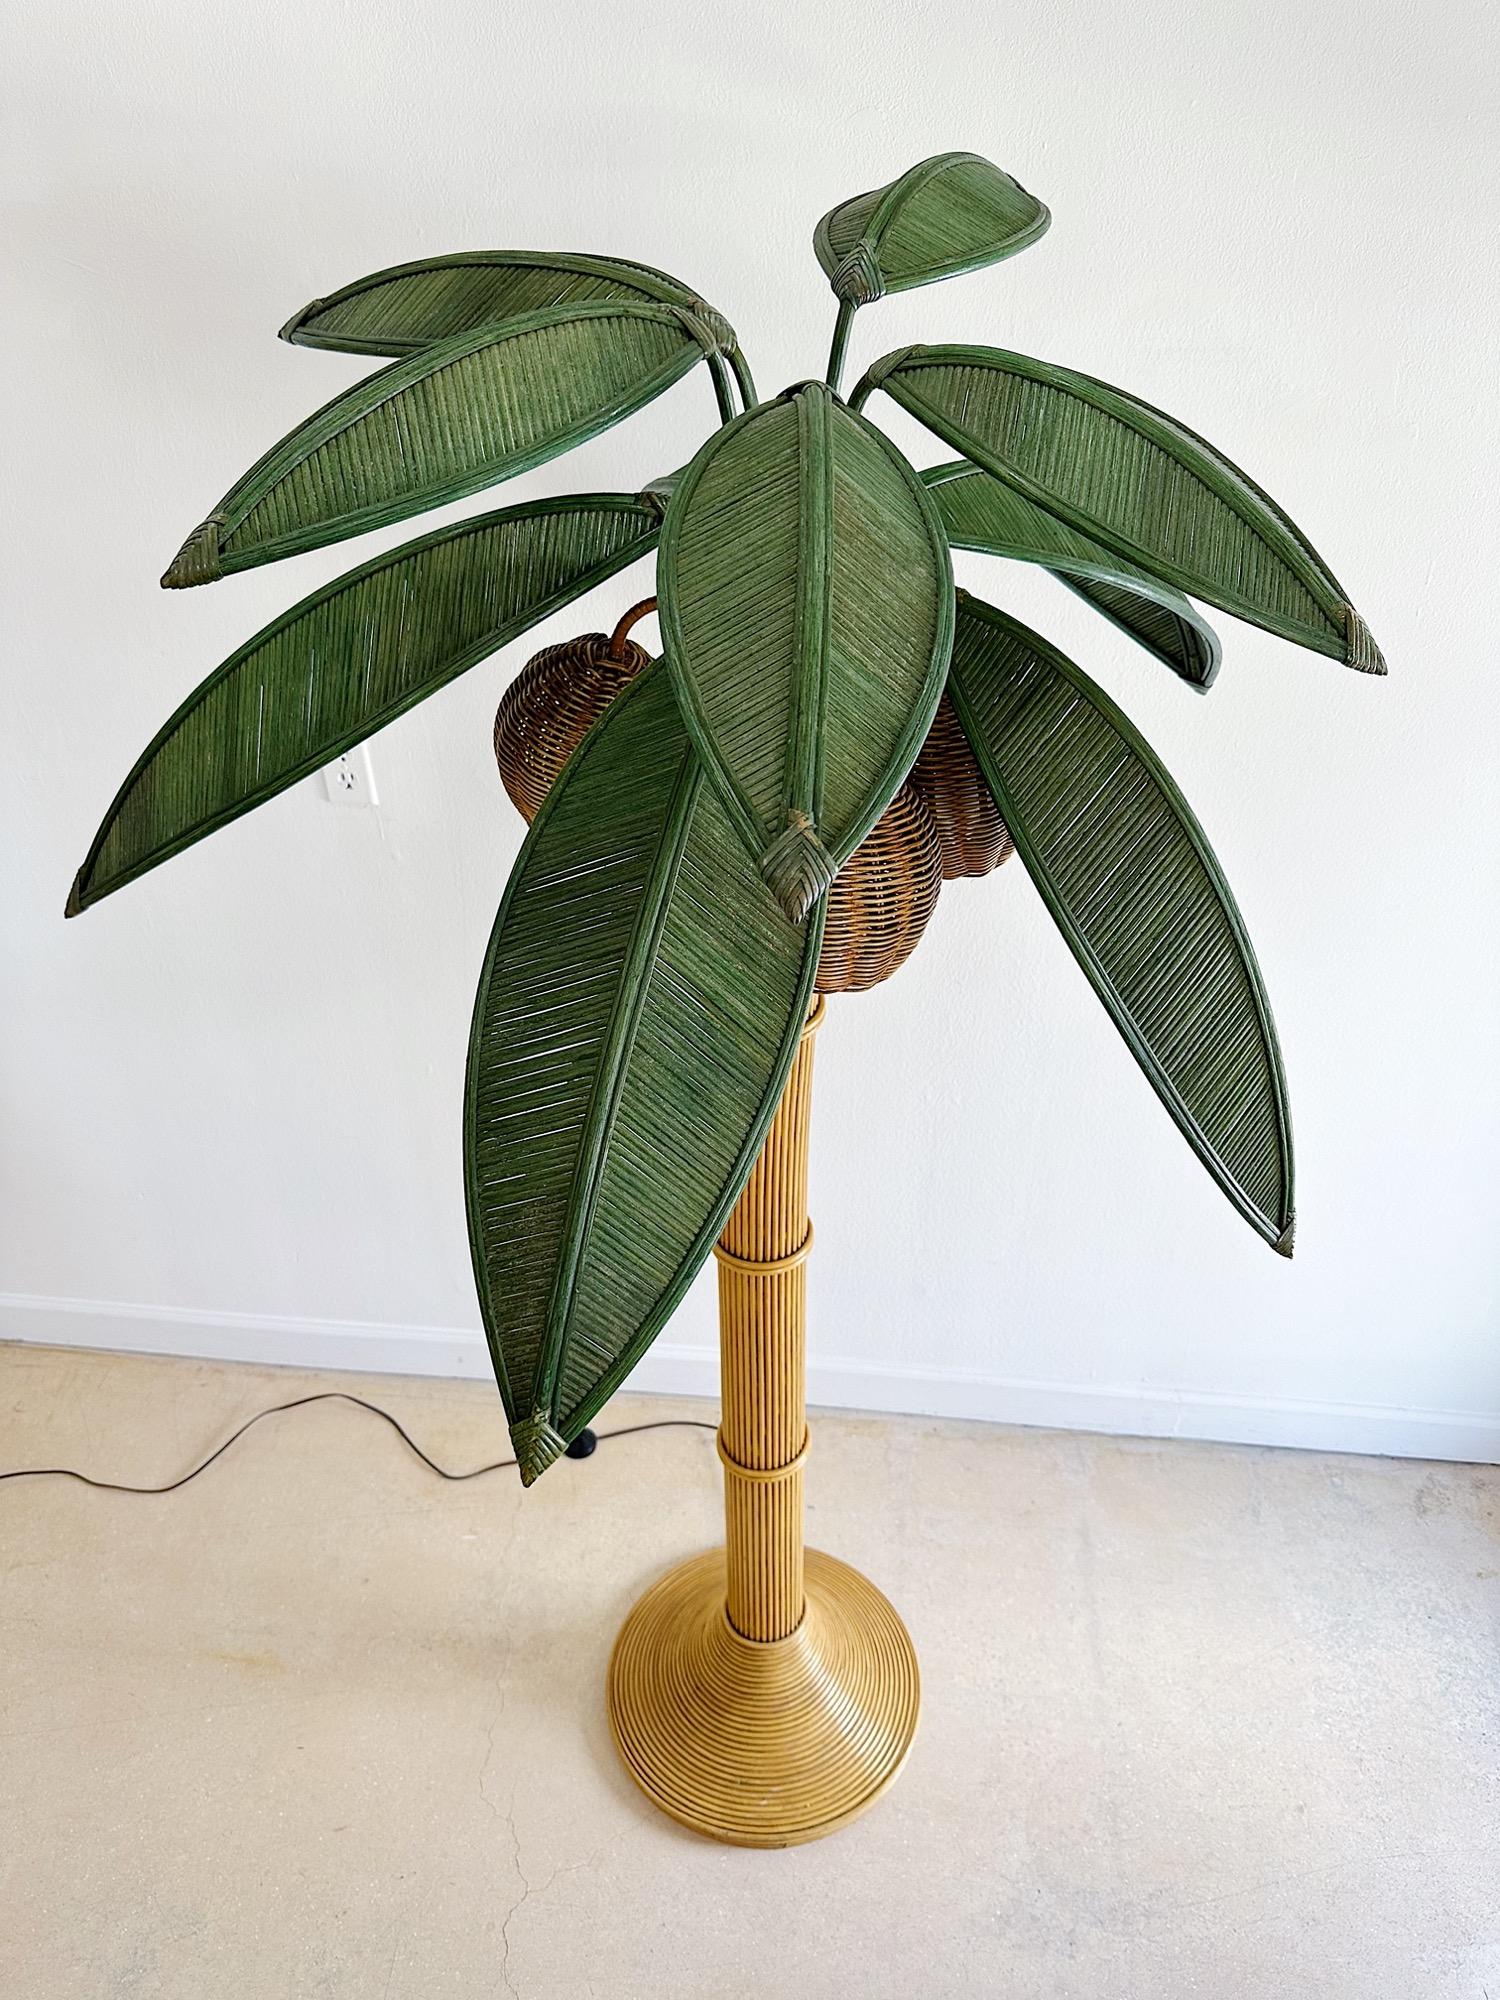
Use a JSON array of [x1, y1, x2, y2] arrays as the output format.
[[606, 1546, 920, 1848]]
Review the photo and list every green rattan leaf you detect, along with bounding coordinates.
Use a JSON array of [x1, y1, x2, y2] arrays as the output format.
[[658, 381, 953, 921], [280, 250, 707, 356], [948, 591, 1294, 1254], [70, 495, 659, 914], [162, 302, 726, 587], [924, 460, 1220, 688], [464, 661, 823, 1484], [857, 346, 1384, 674], [814, 153, 1049, 305]]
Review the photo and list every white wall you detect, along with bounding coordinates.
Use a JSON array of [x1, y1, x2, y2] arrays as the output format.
[[5, 0, 1497, 1459]]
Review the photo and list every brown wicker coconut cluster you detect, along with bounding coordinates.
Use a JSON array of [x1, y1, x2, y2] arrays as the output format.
[[494, 602, 1013, 993]]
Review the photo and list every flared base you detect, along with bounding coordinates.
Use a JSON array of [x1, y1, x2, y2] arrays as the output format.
[[606, 1547, 920, 1847]]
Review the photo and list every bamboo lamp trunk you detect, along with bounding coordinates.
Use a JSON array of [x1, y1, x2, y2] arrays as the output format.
[[606, 997, 920, 1846]]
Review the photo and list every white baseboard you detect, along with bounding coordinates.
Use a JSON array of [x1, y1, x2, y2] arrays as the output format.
[[3, 1291, 1496, 1464]]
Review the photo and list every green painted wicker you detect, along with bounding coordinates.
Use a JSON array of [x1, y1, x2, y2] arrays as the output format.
[[924, 461, 1220, 688], [466, 662, 822, 1484], [816, 154, 1049, 303], [281, 250, 704, 354], [73, 497, 660, 912], [163, 304, 727, 586], [949, 593, 1294, 1252], [658, 382, 952, 920], [815, 152, 1050, 391], [279, 250, 755, 420], [73, 151, 1384, 1479], [854, 345, 1384, 671]]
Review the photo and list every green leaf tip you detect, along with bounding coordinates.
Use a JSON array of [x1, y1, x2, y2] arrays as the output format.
[[1344, 606, 1387, 676], [277, 298, 324, 345], [511, 1412, 568, 1487], [830, 240, 885, 307], [1274, 1217, 1296, 1260], [949, 591, 1294, 1252], [759, 814, 837, 924], [847, 346, 916, 410], [668, 300, 736, 357], [816, 153, 1050, 310], [638, 475, 675, 515], [161, 513, 224, 590], [64, 871, 84, 919]]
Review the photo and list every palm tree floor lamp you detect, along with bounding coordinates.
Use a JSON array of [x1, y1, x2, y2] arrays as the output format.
[[69, 153, 1384, 1846]]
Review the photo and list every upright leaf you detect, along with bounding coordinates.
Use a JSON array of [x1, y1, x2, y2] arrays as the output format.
[[925, 460, 1220, 688], [162, 301, 728, 587], [465, 663, 823, 1483], [857, 346, 1385, 673], [658, 381, 952, 921], [948, 592, 1294, 1253], [814, 153, 1049, 305], [70, 495, 660, 914], [280, 250, 704, 356]]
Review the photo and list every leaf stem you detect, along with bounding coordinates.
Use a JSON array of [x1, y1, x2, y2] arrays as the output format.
[[824, 301, 855, 395], [708, 354, 736, 425], [728, 346, 758, 411]]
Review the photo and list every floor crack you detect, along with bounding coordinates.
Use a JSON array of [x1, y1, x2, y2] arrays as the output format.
[[497, 1789, 530, 2000]]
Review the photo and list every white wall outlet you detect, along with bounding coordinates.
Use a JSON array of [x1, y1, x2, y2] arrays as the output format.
[[320, 746, 379, 808]]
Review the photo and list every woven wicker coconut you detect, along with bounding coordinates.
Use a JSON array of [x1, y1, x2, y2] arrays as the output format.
[[909, 691, 1014, 879], [497, 599, 942, 995], [814, 783, 942, 993], [494, 610, 654, 824]]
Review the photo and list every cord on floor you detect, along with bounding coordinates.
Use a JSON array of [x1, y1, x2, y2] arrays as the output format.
[[0, 1391, 716, 1495]]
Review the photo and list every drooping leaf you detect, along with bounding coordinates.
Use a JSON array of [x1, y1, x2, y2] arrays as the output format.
[[71, 495, 660, 914], [162, 301, 729, 587], [464, 662, 823, 1483], [280, 249, 704, 356], [948, 591, 1294, 1253], [279, 250, 749, 422], [856, 346, 1385, 673], [924, 460, 1220, 688], [814, 153, 1049, 305], [658, 381, 953, 920]]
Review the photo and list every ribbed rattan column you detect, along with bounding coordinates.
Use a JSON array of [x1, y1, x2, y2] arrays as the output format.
[[607, 996, 920, 1848], [714, 996, 820, 1641]]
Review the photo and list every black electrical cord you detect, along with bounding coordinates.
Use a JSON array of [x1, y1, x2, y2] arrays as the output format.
[[0, 1391, 716, 1495]]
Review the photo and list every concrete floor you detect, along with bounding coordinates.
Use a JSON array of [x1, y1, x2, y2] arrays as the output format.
[[2, 1344, 1497, 1999]]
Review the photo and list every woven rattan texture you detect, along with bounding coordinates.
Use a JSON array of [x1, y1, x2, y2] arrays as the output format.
[[498, 632, 944, 995], [282, 251, 697, 356], [607, 1546, 921, 1847], [163, 305, 710, 587], [860, 348, 1384, 673], [73, 499, 659, 915], [909, 690, 1015, 880], [494, 633, 652, 823], [467, 663, 822, 1479], [814, 782, 942, 993], [714, 1005, 819, 1640], [658, 382, 952, 921], [607, 1000, 920, 1845], [925, 462, 1219, 688], [815, 152, 1049, 304], [948, 594, 1293, 1252]]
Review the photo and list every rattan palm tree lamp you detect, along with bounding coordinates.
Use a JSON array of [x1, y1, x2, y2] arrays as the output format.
[[69, 153, 1383, 1849]]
